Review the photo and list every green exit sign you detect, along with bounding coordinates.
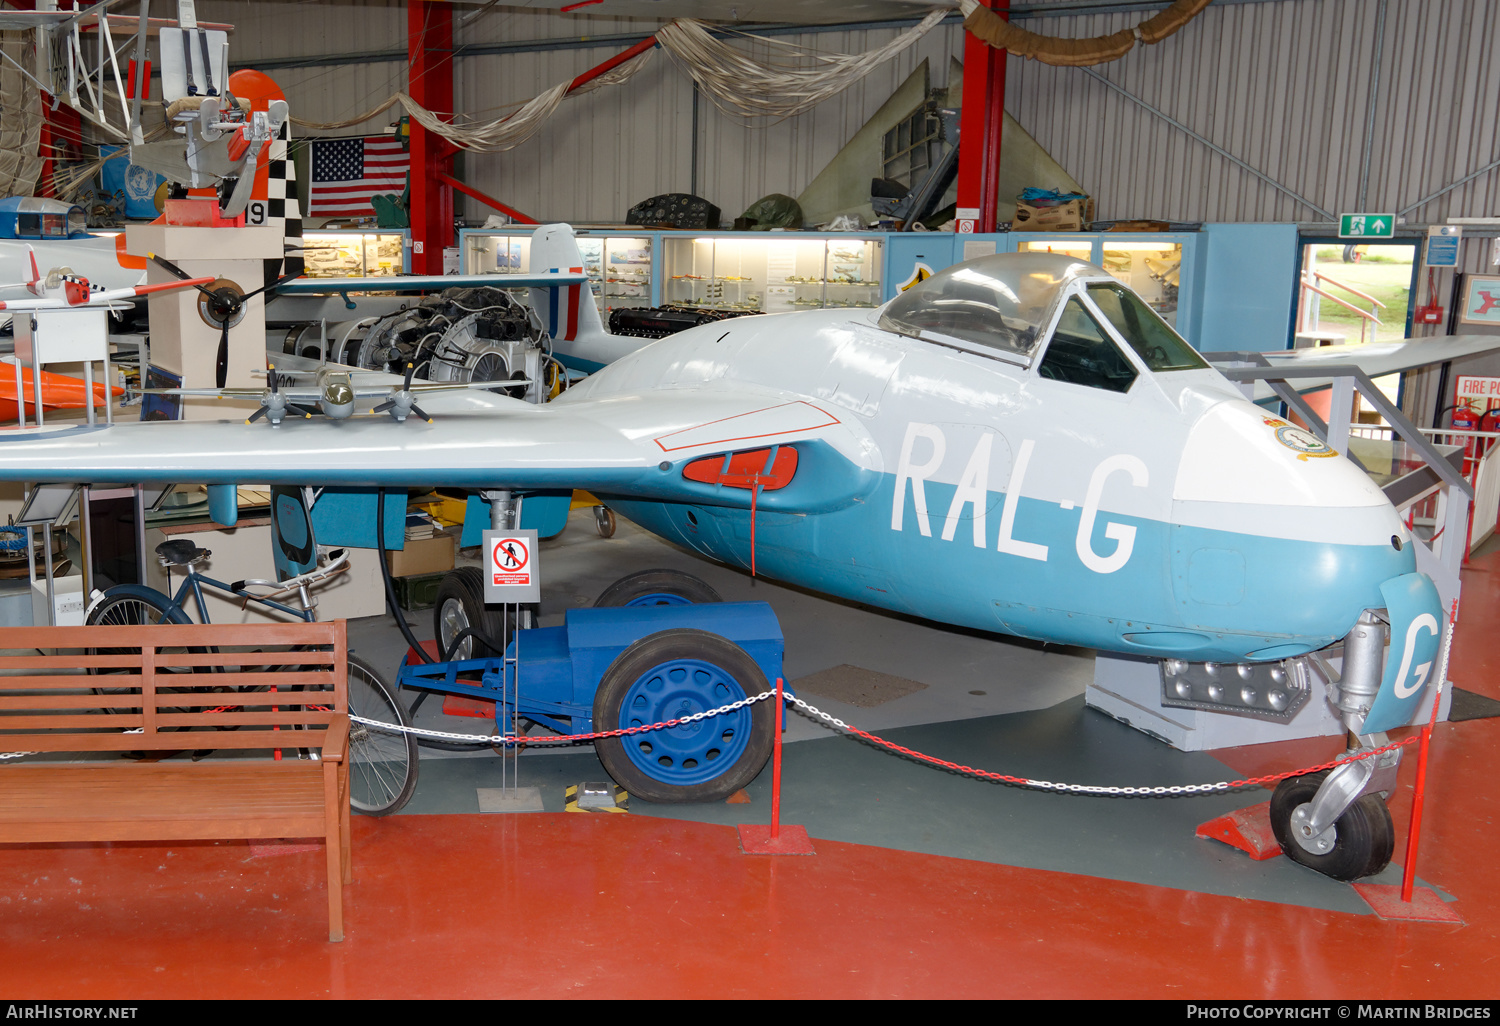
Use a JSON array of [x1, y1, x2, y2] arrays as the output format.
[[1339, 213, 1396, 238]]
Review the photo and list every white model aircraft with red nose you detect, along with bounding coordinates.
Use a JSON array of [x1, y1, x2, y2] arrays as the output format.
[[0, 245, 214, 312]]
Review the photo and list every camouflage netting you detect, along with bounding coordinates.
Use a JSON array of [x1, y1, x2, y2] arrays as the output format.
[[961, 0, 1213, 68], [0, 30, 43, 197]]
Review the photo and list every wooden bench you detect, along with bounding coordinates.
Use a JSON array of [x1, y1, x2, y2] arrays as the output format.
[[0, 620, 352, 942]]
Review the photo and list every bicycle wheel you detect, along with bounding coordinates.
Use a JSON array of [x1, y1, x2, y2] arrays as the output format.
[[346, 654, 419, 816]]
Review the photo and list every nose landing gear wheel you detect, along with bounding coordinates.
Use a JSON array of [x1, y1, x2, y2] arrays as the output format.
[[593, 628, 773, 803], [1269, 770, 1395, 881]]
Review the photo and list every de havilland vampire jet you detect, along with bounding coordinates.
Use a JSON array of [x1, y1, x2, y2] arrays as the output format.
[[0, 230, 1445, 880]]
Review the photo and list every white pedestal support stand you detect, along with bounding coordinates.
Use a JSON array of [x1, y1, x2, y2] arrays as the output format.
[[124, 223, 283, 418]]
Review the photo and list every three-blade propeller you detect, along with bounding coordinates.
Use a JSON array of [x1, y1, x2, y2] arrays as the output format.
[[372, 363, 432, 424], [245, 366, 318, 425], [150, 255, 304, 389]]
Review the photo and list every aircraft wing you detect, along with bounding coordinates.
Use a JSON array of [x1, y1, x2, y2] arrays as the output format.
[[1207, 335, 1500, 403], [0, 387, 881, 515], [142, 387, 268, 399], [272, 270, 589, 295]]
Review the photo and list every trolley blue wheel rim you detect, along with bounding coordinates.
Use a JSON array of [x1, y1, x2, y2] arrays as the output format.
[[618, 657, 752, 786], [623, 592, 695, 607]]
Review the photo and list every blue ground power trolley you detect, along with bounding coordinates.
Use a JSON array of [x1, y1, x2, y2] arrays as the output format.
[[397, 600, 786, 803]]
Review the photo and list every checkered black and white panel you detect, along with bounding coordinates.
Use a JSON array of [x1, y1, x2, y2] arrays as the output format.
[[261, 122, 304, 285]]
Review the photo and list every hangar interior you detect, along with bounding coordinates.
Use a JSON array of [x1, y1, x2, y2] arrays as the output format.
[[1, 0, 1499, 1001]]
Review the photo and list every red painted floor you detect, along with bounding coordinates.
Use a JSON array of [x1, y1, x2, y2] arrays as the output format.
[[3, 554, 1498, 999]]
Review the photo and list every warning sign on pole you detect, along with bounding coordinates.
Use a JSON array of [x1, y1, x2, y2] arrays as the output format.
[[483, 529, 540, 603]]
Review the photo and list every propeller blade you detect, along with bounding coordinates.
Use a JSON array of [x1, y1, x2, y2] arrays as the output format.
[[239, 269, 306, 303], [267, 366, 279, 394], [148, 252, 192, 280], [373, 399, 395, 414], [246, 406, 267, 424], [148, 253, 217, 299], [288, 405, 319, 418], [408, 403, 432, 423], [403, 362, 416, 389], [215, 321, 229, 389]]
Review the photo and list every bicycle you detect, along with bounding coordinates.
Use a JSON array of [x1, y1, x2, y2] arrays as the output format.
[[84, 539, 419, 815]]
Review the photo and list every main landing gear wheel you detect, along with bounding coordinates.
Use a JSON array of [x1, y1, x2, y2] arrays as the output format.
[[593, 568, 722, 608], [1269, 770, 1395, 881], [434, 567, 509, 661], [592, 628, 774, 803], [346, 655, 419, 816]]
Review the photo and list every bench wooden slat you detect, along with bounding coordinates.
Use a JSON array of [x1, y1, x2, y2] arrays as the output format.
[[0, 733, 338, 752], [1, 622, 344, 650], [0, 763, 327, 820], [3, 654, 145, 670], [153, 653, 336, 669]]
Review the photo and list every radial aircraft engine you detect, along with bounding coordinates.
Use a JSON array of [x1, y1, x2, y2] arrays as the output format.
[[0, 252, 1440, 880]]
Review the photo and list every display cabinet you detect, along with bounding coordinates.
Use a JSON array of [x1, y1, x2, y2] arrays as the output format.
[[659, 234, 883, 313], [460, 228, 655, 314], [886, 231, 1200, 338], [301, 230, 408, 278], [1014, 236, 1187, 328]]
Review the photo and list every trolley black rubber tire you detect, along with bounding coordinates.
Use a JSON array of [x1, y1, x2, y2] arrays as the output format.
[[1270, 771, 1395, 881], [433, 567, 508, 661], [593, 568, 722, 607], [592, 628, 773, 803], [346, 654, 419, 816]]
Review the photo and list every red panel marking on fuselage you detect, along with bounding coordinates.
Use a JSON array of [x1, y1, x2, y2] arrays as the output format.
[[683, 446, 799, 491]]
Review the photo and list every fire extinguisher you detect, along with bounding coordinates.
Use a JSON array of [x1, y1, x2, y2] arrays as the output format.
[[1452, 404, 1480, 467]]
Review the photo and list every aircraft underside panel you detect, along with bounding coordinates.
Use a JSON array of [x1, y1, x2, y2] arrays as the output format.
[[610, 465, 1416, 665]]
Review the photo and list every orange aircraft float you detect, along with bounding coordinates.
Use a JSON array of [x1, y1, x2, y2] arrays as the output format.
[[0, 368, 122, 422]]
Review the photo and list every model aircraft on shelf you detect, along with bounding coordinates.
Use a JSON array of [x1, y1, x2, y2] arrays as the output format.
[[145, 361, 532, 425], [0, 245, 214, 312], [0, 226, 1453, 881]]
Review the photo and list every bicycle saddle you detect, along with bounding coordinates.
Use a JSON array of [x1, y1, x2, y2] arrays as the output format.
[[156, 538, 210, 567]]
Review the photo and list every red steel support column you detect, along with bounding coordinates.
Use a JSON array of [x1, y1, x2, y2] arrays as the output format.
[[956, 1, 1008, 233], [408, 0, 454, 275]]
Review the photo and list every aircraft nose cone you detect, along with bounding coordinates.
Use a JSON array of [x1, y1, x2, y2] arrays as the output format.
[[1169, 400, 1414, 654]]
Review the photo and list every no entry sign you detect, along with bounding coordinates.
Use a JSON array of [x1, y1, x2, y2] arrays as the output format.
[[483, 529, 540, 603]]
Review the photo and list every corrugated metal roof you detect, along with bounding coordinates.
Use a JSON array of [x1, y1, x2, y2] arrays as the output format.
[[196, 0, 1500, 226]]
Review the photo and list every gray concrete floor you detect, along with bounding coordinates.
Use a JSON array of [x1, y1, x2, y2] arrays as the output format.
[[344, 507, 1423, 913], [348, 506, 1096, 751]]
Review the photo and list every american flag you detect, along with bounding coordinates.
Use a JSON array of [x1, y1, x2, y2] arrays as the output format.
[[309, 136, 408, 217]]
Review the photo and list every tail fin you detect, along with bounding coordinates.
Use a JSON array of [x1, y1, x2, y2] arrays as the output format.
[[24, 245, 40, 295], [527, 223, 648, 372], [527, 223, 608, 350]]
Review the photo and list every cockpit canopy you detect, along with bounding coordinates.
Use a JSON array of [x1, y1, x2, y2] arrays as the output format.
[[0, 196, 89, 240], [877, 252, 1206, 384], [879, 253, 1090, 361]]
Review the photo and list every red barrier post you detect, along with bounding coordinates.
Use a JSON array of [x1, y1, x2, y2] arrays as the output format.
[[736, 676, 814, 854], [770, 675, 783, 839]]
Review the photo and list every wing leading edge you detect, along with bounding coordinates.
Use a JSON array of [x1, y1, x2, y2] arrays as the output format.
[[0, 389, 881, 515]]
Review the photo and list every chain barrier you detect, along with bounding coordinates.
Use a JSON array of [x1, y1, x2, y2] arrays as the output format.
[[341, 690, 1419, 798], [2, 690, 1415, 790]]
